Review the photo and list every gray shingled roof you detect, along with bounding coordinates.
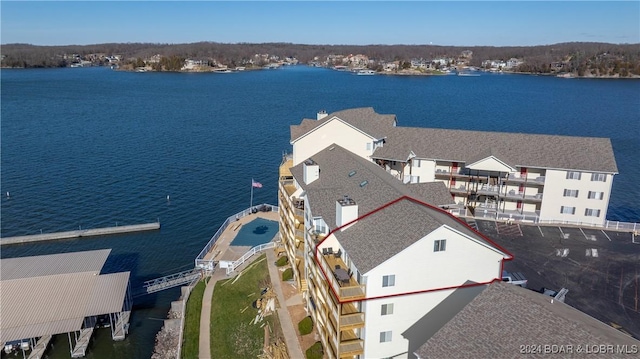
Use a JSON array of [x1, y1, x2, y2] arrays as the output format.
[[289, 108, 618, 173], [290, 144, 509, 273], [374, 126, 618, 173], [414, 281, 639, 359], [290, 107, 397, 143]]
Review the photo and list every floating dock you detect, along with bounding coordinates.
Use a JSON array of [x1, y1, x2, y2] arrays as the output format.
[[0, 222, 160, 245]]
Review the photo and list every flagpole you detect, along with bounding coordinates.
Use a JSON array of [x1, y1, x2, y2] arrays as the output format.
[[250, 178, 254, 210]]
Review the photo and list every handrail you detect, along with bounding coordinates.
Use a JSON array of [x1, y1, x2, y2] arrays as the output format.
[[225, 241, 276, 275]]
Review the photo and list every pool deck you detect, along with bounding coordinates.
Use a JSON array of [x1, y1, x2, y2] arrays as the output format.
[[202, 210, 280, 264]]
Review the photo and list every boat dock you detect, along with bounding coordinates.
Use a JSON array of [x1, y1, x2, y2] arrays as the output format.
[[0, 222, 160, 245]]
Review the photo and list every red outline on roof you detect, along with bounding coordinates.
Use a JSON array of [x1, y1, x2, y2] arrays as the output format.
[[314, 195, 514, 304]]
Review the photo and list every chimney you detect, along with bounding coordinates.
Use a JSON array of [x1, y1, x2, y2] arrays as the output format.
[[336, 195, 358, 230], [317, 110, 328, 121], [303, 159, 320, 185]]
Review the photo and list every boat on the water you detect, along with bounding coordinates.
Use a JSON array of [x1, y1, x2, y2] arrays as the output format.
[[356, 69, 375, 76]]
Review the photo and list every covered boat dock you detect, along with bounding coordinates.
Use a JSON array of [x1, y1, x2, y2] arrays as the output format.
[[0, 249, 132, 358]]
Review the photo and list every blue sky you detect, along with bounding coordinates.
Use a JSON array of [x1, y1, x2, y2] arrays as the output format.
[[1, 1, 639, 46]]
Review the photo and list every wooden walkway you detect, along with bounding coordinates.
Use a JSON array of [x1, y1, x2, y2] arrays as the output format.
[[71, 328, 94, 358], [27, 335, 52, 359], [112, 311, 131, 341]]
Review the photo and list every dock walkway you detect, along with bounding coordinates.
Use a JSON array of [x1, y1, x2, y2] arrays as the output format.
[[112, 311, 131, 341], [70, 328, 94, 358], [27, 335, 52, 359], [0, 222, 160, 245]]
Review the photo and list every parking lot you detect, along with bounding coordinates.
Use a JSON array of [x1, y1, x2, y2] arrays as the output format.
[[474, 219, 640, 340]]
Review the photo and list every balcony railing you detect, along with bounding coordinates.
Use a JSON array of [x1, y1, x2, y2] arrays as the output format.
[[476, 184, 500, 195], [279, 158, 293, 178], [339, 339, 364, 358], [317, 252, 366, 302], [450, 185, 468, 194], [504, 174, 546, 184], [340, 312, 365, 330]]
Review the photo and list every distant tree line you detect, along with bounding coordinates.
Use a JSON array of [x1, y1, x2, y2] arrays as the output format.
[[2, 41, 639, 76]]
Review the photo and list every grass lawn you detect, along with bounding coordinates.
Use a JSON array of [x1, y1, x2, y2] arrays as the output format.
[[210, 254, 274, 358], [180, 279, 206, 359]]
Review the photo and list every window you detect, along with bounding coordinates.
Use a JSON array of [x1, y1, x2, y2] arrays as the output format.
[[590, 173, 606, 182], [382, 275, 395, 287], [563, 189, 579, 198], [560, 206, 576, 215], [413, 159, 421, 168], [379, 331, 392, 343], [585, 208, 601, 217], [381, 303, 394, 316], [366, 142, 372, 151], [434, 239, 447, 252], [588, 191, 604, 200], [566, 171, 581, 180]]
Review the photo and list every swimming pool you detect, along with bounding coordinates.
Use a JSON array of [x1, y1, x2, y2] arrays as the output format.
[[230, 218, 279, 247]]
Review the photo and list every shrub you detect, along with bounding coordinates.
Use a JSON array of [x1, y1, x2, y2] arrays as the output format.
[[305, 341, 323, 359], [298, 316, 313, 335], [282, 268, 293, 281], [275, 256, 288, 267]]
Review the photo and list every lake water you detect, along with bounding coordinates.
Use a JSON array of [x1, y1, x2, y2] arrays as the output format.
[[1, 66, 639, 358]]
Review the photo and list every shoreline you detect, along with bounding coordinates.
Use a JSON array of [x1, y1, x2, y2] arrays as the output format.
[[3, 64, 640, 79]]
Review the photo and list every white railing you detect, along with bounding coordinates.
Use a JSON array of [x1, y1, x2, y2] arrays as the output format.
[[194, 203, 279, 270], [537, 219, 639, 232], [225, 241, 276, 275], [604, 220, 638, 232]]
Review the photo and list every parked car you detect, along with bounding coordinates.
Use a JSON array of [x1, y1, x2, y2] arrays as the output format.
[[502, 270, 528, 287], [539, 287, 569, 302]]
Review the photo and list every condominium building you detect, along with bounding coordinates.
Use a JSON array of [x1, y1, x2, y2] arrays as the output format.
[[289, 107, 618, 227], [278, 144, 513, 358], [279, 108, 620, 358]]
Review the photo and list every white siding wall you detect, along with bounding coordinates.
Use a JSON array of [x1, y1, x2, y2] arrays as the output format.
[[362, 290, 454, 359], [409, 159, 435, 183], [292, 119, 374, 166], [539, 169, 613, 226], [361, 225, 504, 357]]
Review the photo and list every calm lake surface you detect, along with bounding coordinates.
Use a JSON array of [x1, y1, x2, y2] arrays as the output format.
[[1, 66, 639, 358]]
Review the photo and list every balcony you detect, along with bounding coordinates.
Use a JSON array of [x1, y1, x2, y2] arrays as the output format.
[[476, 184, 500, 196], [501, 190, 543, 202], [523, 193, 544, 202], [318, 251, 366, 301], [279, 158, 293, 178], [339, 338, 364, 358], [450, 185, 469, 194], [280, 179, 297, 197], [435, 168, 469, 179], [340, 311, 365, 331], [504, 174, 546, 185]]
